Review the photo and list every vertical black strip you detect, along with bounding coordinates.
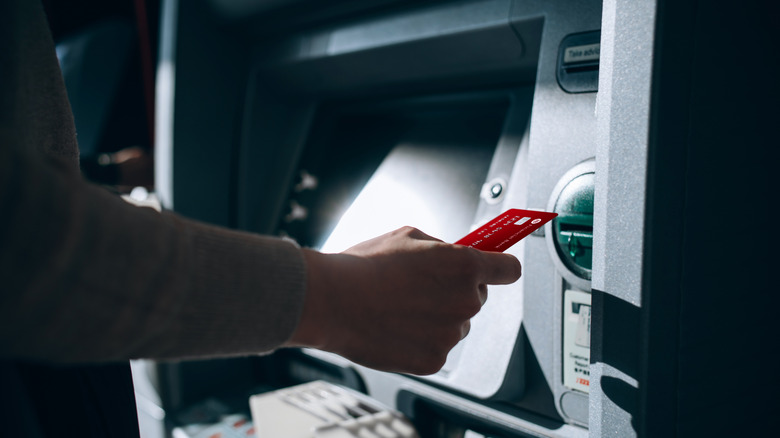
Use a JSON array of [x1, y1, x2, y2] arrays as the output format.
[[640, 0, 697, 436], [643, 0, 777, 435]]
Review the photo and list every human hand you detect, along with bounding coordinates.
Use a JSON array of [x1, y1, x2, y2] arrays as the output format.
[[288, 226, 522, 375]]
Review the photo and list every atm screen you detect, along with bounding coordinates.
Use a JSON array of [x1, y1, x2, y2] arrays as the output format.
[[277, 95, 510, 250]]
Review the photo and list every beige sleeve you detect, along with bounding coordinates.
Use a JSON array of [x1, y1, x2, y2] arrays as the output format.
[[0, 0, 308, 363]]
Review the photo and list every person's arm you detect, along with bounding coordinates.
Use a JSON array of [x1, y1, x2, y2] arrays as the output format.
[[0, 142, 308, 363], [1, 137, 522, 372], [1, 0, 522, 375]]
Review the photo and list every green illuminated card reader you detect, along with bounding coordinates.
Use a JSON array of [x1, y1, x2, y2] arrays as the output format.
[[550, 161, 595, 282]]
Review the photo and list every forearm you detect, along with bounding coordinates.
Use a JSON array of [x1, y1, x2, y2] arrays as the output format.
[[0, 145, 307, 363], [0, 0, 308, 364]]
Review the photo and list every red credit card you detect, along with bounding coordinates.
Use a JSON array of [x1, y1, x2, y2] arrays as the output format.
[[455, 209, 557, 252]]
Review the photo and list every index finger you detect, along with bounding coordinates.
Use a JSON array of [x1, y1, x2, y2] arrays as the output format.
[[477, 251, 522, 285]]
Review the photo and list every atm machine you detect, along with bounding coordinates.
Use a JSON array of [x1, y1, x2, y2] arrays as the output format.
[[135, 0, 775, 436]]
